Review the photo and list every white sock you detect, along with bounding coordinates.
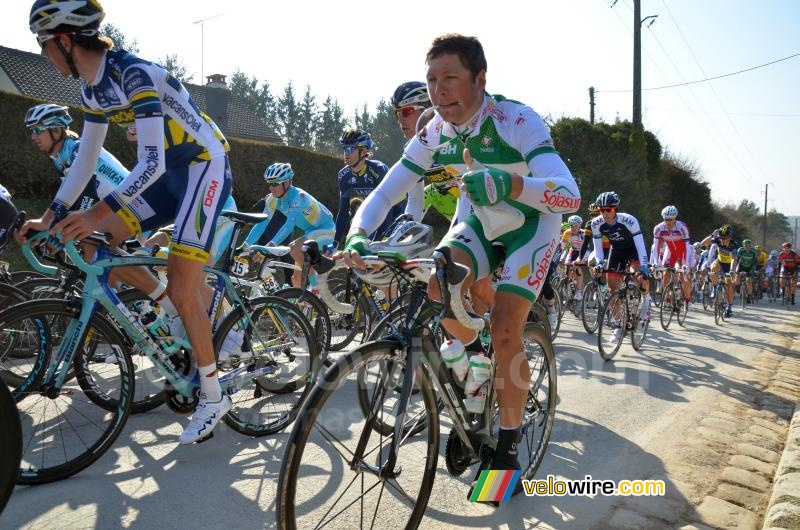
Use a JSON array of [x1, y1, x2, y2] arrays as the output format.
[[198, 363, 222, 402]]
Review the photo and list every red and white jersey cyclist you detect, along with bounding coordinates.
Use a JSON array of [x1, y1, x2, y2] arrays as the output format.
[[650, 205, 692, 270]]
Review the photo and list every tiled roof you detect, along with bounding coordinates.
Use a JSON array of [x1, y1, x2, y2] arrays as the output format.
[[0, 45, 82, 105], [0, 45, 281, 144]]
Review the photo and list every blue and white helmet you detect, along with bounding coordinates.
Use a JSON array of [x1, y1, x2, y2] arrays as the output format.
[[595, 191, 620, 208], [25, 104, 72, 128], [264, 162, 294, 184], [661, 205, 678, 219], [567, 215, 583, 227], [29, 0, 105, 34], [339, 129, 374, 150]]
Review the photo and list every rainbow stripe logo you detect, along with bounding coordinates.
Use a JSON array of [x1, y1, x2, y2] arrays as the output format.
[[469, 470, 522, 502]]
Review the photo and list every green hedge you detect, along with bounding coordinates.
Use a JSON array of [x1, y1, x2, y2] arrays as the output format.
[[0, 91, 343, 213]]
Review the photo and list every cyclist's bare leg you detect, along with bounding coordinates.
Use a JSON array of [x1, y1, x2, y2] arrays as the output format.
[[491, 291, 533, 428], [469, 276, 495, 316], [167, 255, 214, 367]]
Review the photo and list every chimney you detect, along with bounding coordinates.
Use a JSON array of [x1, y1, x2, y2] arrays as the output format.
[[206, 74, 227, 89]]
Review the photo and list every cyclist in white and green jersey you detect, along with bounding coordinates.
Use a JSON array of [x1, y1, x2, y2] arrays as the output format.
[[341, 34, 580, 486]]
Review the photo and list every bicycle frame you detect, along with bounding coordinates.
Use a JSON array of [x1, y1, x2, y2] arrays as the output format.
[[19, 235, 295, 400]]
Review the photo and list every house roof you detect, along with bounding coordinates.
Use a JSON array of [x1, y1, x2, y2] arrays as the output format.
[[0, 45, 281, 143]]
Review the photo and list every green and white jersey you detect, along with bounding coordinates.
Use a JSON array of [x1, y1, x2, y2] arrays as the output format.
[[350, 94, 580, 241], [402, 94, 579, 222]]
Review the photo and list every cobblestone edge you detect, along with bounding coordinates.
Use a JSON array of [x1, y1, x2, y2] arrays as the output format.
[[762, 401, 800, 530]]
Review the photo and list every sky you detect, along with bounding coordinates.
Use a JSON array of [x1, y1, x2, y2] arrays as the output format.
[[4, 0, 799, 216]]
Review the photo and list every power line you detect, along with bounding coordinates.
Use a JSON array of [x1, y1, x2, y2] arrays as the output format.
[[597, 51, 800, 93], [645, 108, 800, 118]]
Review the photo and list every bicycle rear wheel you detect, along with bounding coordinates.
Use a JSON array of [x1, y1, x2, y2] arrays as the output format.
[[277, 340, 438, 530], [659, 284, 674, 330], [6, 301, 134, 485], [490, 322, 557, 482], [273, 287, 331, 353], [213, 295, 320, 436], [327, 282, 369, 352]]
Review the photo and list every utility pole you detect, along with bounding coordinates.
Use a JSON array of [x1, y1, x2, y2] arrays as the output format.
[[632, 0, 657, 128], [763, 183, 768, 248], [193, 13, 224, 84], [589, 87, 595, 124]]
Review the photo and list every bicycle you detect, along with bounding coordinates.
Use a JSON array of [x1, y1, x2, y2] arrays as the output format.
[[277, 246, 557, 528], [658, 266, 688, 330], [736, 271, 756, 310], [557, 263, 584, 318], [713, 273, 733, 326], [7, 215, 319, 485], [581, 270, 610, 335], [597, 270, 650, 361]]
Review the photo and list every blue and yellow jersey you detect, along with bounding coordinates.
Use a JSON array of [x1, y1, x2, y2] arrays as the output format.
[[80, 49, 229, 169], [245, 186, 335, 247]]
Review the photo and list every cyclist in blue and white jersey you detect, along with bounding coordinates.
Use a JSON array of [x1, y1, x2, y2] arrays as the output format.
[[20, 103, 157, 239], [334, 129, 403, 246], [246, 162, 335, 288], [341, 35, 580, 485], [28, 0, 233, 443], [590, 191, 651, 340]]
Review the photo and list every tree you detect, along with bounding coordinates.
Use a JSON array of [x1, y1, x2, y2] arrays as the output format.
[[369, 99, 405, 163], [277, 81, 301, 146], [353, 104, 373, 132], [315, 95, 348, 155], [100, 23, 139, 53], [258, 81, 279, 140], [296, 85, 318, 149], [159, 53, 192, 83]]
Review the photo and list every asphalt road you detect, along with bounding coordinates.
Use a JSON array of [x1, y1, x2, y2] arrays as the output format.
[[2, 300, 797, 529]]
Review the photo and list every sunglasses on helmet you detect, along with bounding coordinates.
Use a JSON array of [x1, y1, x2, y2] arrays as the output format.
[[394, 106, 424, 119]]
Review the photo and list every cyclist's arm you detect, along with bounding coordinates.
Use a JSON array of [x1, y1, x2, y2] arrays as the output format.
[[51, 119, 107, 213], [509, 107, 580, 214], [244, 198, 278, 245], [93, 148, 130, 199], [591, 222, 605, 264], [650, 231, 661, 266], [333, 172, 350, 245], [349, 160, 421, 237], [680, 223, 692, 261], [403, 178, 424, 221], [625, 215, 648, 266]]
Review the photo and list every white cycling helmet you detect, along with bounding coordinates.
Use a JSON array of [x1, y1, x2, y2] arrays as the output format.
[[567, 215, 582, 227], [661, 205, 678, 220], [264, 162, 294, 184], [25, 104, 72, 128], [354, 221, 434, 287]]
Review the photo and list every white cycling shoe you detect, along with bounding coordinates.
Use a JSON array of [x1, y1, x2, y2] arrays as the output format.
[[179, 395, 232, 444]]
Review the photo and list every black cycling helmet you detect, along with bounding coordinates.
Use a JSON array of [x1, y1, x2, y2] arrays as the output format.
[[391, 81, 430, 109], [595, 191, 620, 208], [718, 224, 733, 237], [339, 129, 374, 150]]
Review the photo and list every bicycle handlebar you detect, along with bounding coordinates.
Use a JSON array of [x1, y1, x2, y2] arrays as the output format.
[[21, 231, 60, 275], [302, 240, 353, 315]]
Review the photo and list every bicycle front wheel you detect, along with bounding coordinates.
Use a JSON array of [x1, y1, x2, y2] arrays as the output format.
[[0, 380, 21, 513], [598, 293, 626, 361], [5, 301, 134, 485], [277, 340, 439, 530], [659, 284, 674, 330], [581, 282, 601, 334]]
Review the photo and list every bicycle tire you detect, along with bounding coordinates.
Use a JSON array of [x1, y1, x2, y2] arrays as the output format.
[[273, 287, 332, 353], [277, 339, 438, 530], [597, 293, 626, 361], [659, 283, 673, 330], [6, 301, 134, 485], [581, 282, 601, 335], [213, 295, 320, 436], [0, 380, 21, 514]]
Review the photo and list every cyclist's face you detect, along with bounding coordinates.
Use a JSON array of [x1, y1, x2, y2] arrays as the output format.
[[269, 181, 289, 198], [343, 146, 365, 166], [30, 127, 57, 152], [664, 218, 676, 227], [396, 106, 425, 140], [426, 53, 485, 126], [38, 33, 72, 76]]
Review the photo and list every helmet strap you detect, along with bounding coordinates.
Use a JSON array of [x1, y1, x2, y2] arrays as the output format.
[[47, 128, 66, 157], [54, 36, 81, 79], [349, 150, 369, 170]]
